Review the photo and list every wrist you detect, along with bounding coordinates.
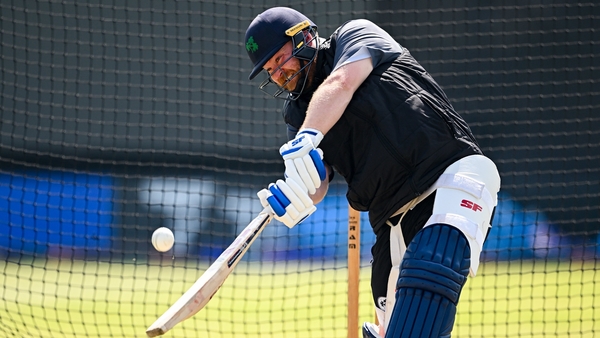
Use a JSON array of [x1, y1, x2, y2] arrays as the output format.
[[297, 128, 324, 147]]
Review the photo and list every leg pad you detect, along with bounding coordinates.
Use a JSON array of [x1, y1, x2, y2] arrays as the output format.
[[384, 224, 470, 338]]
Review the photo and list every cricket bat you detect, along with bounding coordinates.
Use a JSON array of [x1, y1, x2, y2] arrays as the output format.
[[146, 207, 274, 337]]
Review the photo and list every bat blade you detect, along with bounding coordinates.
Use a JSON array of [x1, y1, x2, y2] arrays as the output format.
[[146, 207, 273, 337]]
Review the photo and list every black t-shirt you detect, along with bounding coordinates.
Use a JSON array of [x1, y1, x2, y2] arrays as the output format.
[[283, 21, 482, 232], [286, 19, 405, 140]]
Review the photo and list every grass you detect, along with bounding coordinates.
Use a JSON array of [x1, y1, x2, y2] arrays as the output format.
[[0, 258, 598, 338], [457, 260, 599, 338]]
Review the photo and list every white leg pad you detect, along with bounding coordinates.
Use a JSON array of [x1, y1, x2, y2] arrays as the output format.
[[376, 155, 500, 336], [424, 155, 501, 276]]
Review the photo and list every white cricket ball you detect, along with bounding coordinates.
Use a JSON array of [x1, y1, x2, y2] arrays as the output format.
[[152, 227, 174, 252]]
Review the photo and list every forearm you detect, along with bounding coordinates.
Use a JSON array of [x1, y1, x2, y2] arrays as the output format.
[[289, 60, 372, 204], [301, 58, 373, 135], [301, 73, 354, 135]]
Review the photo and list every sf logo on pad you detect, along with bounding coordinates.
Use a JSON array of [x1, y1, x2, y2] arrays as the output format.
[[460, 199, 483, 212]]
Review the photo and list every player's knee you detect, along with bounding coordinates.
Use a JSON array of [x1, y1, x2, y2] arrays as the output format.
[[396, 223, 470, 305]]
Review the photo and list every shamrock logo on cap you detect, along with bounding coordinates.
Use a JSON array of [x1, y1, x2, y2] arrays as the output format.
[[246, 36, 258, 53]]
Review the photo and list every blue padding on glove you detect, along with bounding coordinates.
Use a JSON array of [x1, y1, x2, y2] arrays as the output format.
[[385, 224, 470, 338], [269, 184, 291, 208], [266, 195, 286, 217], [308, 149, 326, 181]]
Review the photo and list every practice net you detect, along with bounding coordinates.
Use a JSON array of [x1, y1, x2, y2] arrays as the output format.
[[1, 1, 598, 337]]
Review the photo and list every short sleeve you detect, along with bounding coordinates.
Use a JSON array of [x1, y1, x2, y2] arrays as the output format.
[[331, 19, 403, 72]]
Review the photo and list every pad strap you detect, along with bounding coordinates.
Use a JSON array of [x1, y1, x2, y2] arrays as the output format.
[[433, 173, 496, 209], [390, 172, 496, 220]]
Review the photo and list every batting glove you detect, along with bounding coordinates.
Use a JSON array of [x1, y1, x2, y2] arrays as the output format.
[[257, 178, 316, 228], [279, 128, 327, 195]]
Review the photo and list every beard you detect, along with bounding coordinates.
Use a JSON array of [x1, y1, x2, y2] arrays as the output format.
[[283, 58, 317, 93], [282, 70, 300, 91]]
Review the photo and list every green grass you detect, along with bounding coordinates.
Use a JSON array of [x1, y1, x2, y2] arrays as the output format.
[[1, 259, 598, 337], [456, 260, 599, 338]]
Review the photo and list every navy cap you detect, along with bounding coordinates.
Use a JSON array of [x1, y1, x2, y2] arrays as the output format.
[[245, 7, 316, 80]]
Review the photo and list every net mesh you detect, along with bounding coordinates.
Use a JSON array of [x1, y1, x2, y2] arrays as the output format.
[[1, 1, 598, 337]]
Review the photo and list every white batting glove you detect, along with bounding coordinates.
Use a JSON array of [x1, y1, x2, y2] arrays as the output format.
[[279, 128, 327, 195], [257, 178, 316, 228]]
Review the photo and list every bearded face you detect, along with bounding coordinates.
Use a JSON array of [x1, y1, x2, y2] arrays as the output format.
[[259, 32, 318, 100], [264, 43, 303, 89]]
